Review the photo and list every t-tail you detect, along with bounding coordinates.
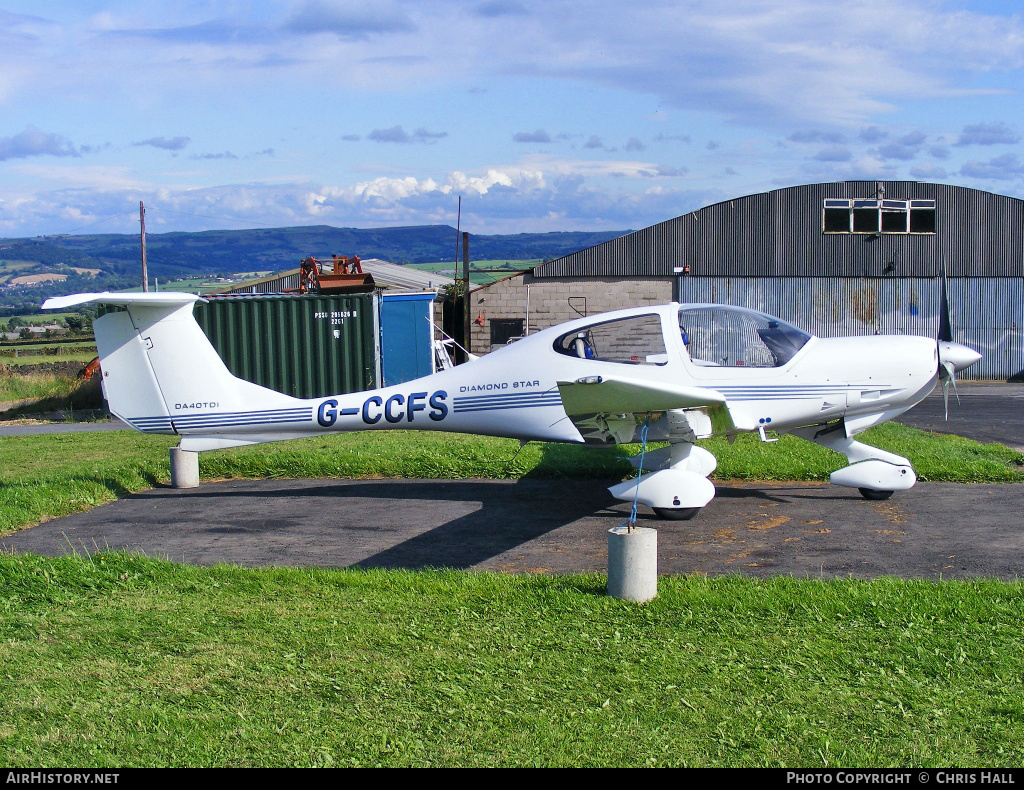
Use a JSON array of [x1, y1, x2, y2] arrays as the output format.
[[43, 293, 310, 449]]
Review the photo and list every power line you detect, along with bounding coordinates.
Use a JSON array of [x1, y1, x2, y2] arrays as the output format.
[[56, 211, 136, 235]]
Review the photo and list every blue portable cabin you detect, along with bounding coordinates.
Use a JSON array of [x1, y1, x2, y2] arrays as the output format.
[[379, 291, 439, 386]]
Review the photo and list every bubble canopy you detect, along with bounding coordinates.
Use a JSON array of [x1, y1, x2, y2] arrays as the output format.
[[677, 305, 813, 368]]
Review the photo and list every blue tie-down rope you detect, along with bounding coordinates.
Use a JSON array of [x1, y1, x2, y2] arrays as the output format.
[[621, 417, 650, 532]]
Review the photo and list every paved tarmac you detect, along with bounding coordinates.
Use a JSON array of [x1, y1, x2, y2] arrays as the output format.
[[0, 419, 130, 436], [5, 477, 1023, 580], [3, 383, 1022, 580]]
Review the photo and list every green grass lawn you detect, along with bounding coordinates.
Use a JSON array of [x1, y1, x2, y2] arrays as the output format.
[[1, 554, 1022, 766], [0, 340, 95, 352], [0, 341, 97, 369]]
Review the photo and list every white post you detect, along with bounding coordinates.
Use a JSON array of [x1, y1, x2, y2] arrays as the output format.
[[169, 447, 200, 489], [607, 526, 658, 602], [525, 283, 530, 335]]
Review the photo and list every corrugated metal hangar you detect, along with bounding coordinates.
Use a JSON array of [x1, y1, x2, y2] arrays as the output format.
[[470, 181, 1024, 380]]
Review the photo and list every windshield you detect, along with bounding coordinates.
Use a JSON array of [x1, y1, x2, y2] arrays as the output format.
[[678, 306, 812, 368]]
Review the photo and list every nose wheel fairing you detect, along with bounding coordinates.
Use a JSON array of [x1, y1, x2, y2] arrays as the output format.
[[791, 423, 917, 496]]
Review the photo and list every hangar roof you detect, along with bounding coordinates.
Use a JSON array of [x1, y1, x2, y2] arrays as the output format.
[[534, 181, 1024, 279]]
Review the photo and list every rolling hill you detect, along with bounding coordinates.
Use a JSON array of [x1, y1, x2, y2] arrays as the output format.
[[0, 224, 628, 316]]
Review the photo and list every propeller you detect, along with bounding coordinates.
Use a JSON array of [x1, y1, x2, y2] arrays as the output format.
[[938, 346, 958, 420], [936, 275, 981, 420]]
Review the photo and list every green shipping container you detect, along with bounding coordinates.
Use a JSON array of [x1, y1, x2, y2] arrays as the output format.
[[193, 293, 380, 399]]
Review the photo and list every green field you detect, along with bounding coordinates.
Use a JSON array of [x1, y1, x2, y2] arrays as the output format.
[[0, 373, 83, 405], [0, 340, 97, 366], [0, 260, 39, 285], [0, 340, 96, 352], [4, 311, 84, 326], [0, 351, 96, 367], [121, 277, 236, 294], [408, 259, 539, 285]]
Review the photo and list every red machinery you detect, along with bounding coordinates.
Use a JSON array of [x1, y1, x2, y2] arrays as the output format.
[[294, 255, 374, 294]]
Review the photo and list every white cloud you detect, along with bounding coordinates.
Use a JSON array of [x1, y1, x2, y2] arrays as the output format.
[[908, 163, 948, 179], [2, 3, 1024, 238], [955, 121, 1021, 146], [367, 125, 447, 144], [9, 163, 148, 190], [960, 153, 1024, 180], [813, 146, 853, 163], [0, 157, 721, 236], [509, 0, 1024, 126], [789, 130, 847, 144], [285, 0, 416, 40], [134, 136, 190, 151], [0, 126, 81, 160], [513, 130, 551, 143]]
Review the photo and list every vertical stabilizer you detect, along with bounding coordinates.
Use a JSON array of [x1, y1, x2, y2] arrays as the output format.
[[43, 293, 303, 434]]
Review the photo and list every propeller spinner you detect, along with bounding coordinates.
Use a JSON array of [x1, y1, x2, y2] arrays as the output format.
[[937, 341, 982, 419]]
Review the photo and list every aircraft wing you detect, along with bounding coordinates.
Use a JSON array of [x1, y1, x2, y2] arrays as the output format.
[[556, 376, 726, 415], [556, 376, 730, 445]]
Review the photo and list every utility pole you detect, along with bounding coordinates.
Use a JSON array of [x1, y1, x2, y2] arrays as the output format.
[[462, 231, 471, 356], [140, 201, 149, 292]]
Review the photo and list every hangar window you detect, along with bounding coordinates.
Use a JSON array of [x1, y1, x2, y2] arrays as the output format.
[[909, 200, 937, 233], [554, 314, 667, 365], [853, 199, 881, 233], [823, 202, 851, 232], [823, 198, 936, 235]]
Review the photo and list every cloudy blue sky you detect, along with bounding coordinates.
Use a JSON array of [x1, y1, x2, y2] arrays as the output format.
[[1, 0, 1023, 237]]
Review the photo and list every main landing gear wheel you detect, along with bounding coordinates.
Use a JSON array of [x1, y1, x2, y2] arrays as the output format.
[[652, 506, 701, 521], [859, 488, 894, 501]]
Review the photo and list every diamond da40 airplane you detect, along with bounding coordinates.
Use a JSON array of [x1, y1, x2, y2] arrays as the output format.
[[44, 292, 981, 520]]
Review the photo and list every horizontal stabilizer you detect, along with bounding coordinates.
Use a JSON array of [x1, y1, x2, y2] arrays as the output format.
[[43, 292, 204, 310], [557, 375, 726, 416]]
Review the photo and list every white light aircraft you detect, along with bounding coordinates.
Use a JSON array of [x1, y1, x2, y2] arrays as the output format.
[[44, 293, 981, 520]]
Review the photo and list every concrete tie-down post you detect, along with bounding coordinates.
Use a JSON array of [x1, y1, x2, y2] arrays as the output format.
[[169, 446, 200, 489], [607, 525, 658, 602]]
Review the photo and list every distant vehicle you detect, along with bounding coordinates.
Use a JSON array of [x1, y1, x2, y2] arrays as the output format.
[[44, 293, 980, 520]]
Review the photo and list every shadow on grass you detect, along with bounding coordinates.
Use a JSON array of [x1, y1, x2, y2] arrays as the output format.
[[518, 441, 632, 479], [98, 469, 163, 500]]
